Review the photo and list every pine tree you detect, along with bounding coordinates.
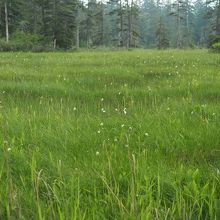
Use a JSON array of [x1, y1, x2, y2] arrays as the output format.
[[206, 0, 220, 45]]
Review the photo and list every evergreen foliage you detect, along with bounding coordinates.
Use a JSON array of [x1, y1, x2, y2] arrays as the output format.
[[0, 0, 218, 50]]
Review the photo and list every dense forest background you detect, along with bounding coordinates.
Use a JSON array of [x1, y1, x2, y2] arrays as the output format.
[[0, 0, 219, 51]]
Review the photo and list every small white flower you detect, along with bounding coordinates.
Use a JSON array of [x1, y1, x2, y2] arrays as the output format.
[[191, 111, 194, 115], [97, 130, 101, 134], [129, 127, 132, 130], [7, 148, 12, 152], [115, 108, 118, 111], [101, 108, 106, 113], [100, 122, 104, 126], [123, 108, 127, 114], [118, 92, 121, 95], [145, 133, 149, 136], [96, 151, 100, 156], [73, 107, 77, 111], [101, 98, 104, 102], [2, 91, 6, 94], [121, 124, 125, 128], [114, 138, 118, 142]]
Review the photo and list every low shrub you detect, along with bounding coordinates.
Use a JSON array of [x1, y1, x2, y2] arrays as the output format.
[[0, 31, 53, 52], [211, 42, 220, 53], [208, 34, 220, 48]]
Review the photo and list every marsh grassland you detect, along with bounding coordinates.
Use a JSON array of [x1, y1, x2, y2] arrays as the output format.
[[0, 50, 220, 219]]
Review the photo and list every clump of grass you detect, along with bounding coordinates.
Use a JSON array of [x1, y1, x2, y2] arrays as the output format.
[[0, 50, 220, 219]]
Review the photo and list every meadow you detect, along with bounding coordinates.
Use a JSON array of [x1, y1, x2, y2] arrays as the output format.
[[0, 50, 220, 219]]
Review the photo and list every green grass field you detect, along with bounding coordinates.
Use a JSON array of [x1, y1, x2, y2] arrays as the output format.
[[0, 50, 220, 219]]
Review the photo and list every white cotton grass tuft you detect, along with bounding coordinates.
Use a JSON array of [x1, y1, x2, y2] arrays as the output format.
[[101, 108, 106, 113], [123, 108, 127, 114]]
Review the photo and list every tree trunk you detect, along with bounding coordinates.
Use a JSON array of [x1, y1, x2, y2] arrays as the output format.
[[177, 3, 181, 48], [53, 39, 57, 49], [119, 0, 123, 47], [127, 0, 131, 48], [130, 0, 134, 47], [216, 0, 220, 35], [76, 22, 80, 49], [53, 0, 57, 49], [101, 3, 104, 45], [5, 1, 9, 42]]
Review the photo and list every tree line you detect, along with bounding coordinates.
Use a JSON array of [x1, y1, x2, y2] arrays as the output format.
[[0, 0, 219, 50]]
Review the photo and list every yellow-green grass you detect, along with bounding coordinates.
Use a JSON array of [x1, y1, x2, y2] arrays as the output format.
[[0, 50, 220, 219]]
